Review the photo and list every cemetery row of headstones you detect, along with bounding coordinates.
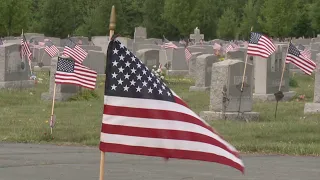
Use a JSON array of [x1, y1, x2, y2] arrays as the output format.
[[1, 27, 320, 121]]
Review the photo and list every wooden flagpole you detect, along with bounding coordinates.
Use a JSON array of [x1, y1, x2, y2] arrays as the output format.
[[237, 26, 253, 116], [274, 40, 291, 119], [278, 41, 291, 91], [50, 83, 57, 134], [99, 5, 116, 180]]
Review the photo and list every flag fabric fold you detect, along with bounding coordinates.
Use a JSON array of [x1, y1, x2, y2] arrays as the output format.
[[99, 39, 245, 173], [45, 40, 59, 58], [55, 57, 97, 90], [285, 43, 316, 75], [247, 32, 276, 58], [21, 34, 32, 62], [62, 39, 88, 64]]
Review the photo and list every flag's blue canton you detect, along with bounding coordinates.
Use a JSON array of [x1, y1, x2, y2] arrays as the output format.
[[66, 39, 76, 48], [57, 57, 75, 73], [46, 41, 54, 47], [288, 43, 301, 57], [105, 40, 175, 102], [249, 32, 261, 44]]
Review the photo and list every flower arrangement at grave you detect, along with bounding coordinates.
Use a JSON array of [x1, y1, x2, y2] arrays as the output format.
[[151, 65, 167, 83]]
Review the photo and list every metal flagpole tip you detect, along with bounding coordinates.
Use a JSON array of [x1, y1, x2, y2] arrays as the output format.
[[109, 5, 116, 31], [274, 91, 284, 101]]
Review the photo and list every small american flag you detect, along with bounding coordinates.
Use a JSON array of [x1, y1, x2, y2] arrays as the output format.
[[285, 43, 316, 76], [21, 34, 32, 62], [62, 39, 88, 64], [45, 40, 59, 57], [213, 43, 221, 50], [225, 44, 236, 53], [185, 48, 192, 63], [300, 48, 311, 59], [162, 42, 178, 49], [55, 57, 97, 89], [99, 39, 244, 173], [247, 32, 276, 58]]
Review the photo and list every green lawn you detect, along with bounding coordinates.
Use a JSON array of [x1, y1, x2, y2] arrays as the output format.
[[0, 71, 319, 156]]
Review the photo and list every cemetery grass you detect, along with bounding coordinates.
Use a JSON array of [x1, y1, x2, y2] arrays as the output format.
[[0, 72, 319, 156]]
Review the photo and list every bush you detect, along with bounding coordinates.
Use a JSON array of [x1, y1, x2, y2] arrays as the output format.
[[289, 77, 299, 87], [69, 89, 99, 101]]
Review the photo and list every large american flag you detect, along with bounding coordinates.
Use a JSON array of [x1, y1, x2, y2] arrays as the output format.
[[21, 34, 32, 62], [285, 43, 316, 75], [45, 40, 59, 57], [99, 39, 244, 173], [247, 32, 276, 58], [62, 39, 88, 64], [55, 57, 97, 89]]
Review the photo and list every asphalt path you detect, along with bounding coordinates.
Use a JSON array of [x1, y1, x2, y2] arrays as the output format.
[[0, 143, 319, 180]]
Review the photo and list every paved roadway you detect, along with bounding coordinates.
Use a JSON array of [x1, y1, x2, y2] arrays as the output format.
[[0, 143, 319, 180]]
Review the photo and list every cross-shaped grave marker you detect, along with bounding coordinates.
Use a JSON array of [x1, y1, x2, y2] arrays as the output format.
[[190, 27, 204, 43]]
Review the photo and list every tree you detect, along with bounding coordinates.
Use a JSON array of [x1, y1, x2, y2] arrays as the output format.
[[309, 0, 320, 35], [190, 0, 220, 39], [163, 0, 196, 36], [291, 0, 313, 38], [41, 0, 74, 38], [143, 0, 179, 39], [216, 8, 239, 40], [259, 0, 297, 38], [0, 0, 31, 36], [239, 0, 260, 40]]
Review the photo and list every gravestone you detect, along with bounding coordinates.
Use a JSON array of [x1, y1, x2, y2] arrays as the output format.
[[136, 49, 160, 70], [46, 37, 61, 47], [134, 27, 147, 43], [79, 45, 102, 52], [200, 59, 259, 121], [189, 45, 215, 54], [253, 44, 296, 101], [189, 54, 218, 91], [167, 47, 190, 76], [24, 33, 44, 40], [0, 43, 34, 89], [41, 56, 81, 101], [304, 53, 320, 114], [91, 36, 109, 54], [226, 48, 248, 62], [83, 50, 106, 75], [188, 52, 204, 78], [190, 27, 204, 43], [32, 46, 64, 71]]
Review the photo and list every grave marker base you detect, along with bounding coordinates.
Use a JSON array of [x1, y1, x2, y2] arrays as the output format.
[[0, 80, 34, 89], [200, 111, 260, 122], [253, 91, 296, 102], [167, 70, 189, 76], [41, 92, 76, 102], [189, 86, 209, 92], [304, 103, 320, 114]]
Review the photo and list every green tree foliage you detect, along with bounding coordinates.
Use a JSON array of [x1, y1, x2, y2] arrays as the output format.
[[0, 0, 31, 36], [0, 0, 318, 39], [259, 0, 298, 38], [41, 0, 74, 38], [163, 0, 196, 36], [239, 0, 260, 40], [309, 0, 320, 35], [217, 8, 239, 40]]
